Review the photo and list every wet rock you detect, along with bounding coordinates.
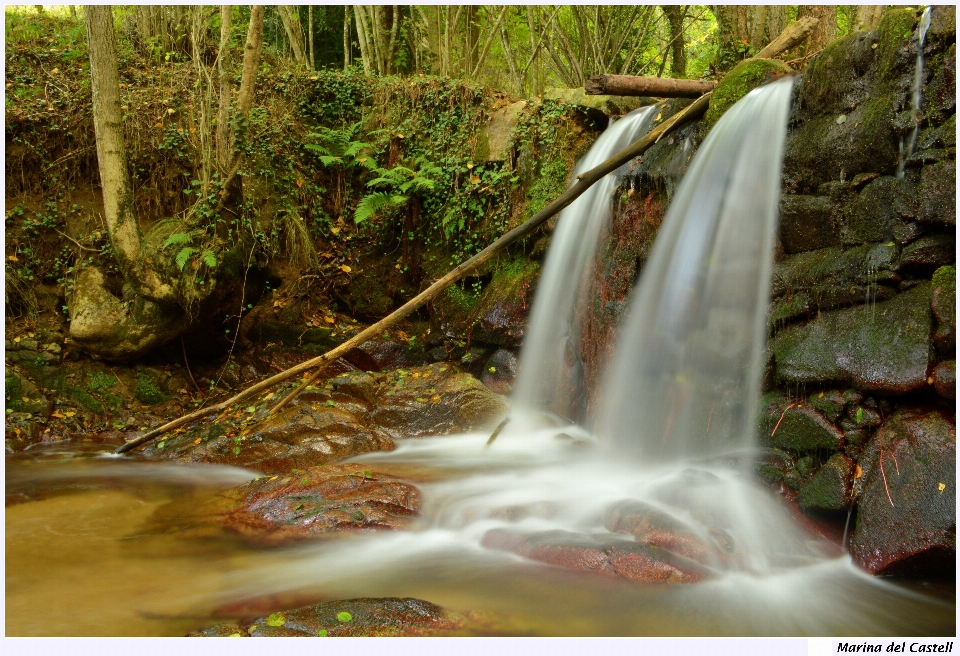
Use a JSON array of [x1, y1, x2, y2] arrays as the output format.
[[604, 500, 725, 565], [240, 597, 463, 637], [797, 453, 856, 510], [931, 265, 956, 353], [475, 100, 526, 162], [758, 393, 844, 452], [918, 160, 956, 226], [850, 409, 956, 576], [923, 42, 956, 127], [542, 87, 648, 118], [842, 176, 918, 245], [807, 389, 847, 423], [159, 401, 394, 474], [898, 234, 956, 274], [457, 346, 489, 378], [480, 528, 710, 583], [469, 258, 540, 347], [366, 365, 508, 438], [246, 320, 336, 349], [158, 464, 420, 545], [704, 58, 792, 126], [481, 349, 519, 394], [928, 5, 956, 40], [779, 194, 836, 253], [351, 340, 424, 371], [772, 283, 933, 394], [933, 361, 956, 400]]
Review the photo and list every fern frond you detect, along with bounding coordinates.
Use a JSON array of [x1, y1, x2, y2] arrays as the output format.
[[354, 192, 406, 224], [200, 250, 217, 268], [175, 247, 197, 270], [162, 232, 193, 249]]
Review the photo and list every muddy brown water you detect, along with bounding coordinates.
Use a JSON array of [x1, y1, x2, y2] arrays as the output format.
[[5, 440, 955, 637]]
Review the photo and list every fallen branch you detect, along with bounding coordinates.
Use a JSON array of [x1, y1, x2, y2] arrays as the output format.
[[114, 91, 713, 455], [585, 74, 715, 98], [755, 16, 820, 60]]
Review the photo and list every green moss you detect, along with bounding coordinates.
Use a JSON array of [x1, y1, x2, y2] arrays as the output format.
[[796, 454, 854, 510], [932, 265, 956, 308], [524, 156, 569, 219], [69, 386, 105, 413], [876, 8, 918, 84], [705, 58, 793, 126], [134, 371, 168, 405], [87, 371, 116, 391], [5, 375, 25, 411]]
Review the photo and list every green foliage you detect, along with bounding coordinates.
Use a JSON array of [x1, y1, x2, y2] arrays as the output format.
[[353, 157, 442, 224], [134, 371, 168, 405]]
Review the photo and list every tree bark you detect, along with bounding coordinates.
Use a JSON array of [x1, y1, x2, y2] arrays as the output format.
[[216, 5, 232, 173], [85, 5, 170, 301], [797, 6, 837, 53], [277, 5, 308, 66], [343, 6, 351, 70], [755, 15, 821, 60], [711, 5, 750, 71], [115, 91, 714, 453], [586, 74, 715, 98], [851, 6, 885, 33], [308, 5, 315, 70], [662, 5, 687, 78]]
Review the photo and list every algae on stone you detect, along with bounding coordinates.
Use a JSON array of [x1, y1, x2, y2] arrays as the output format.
[[704, 58, 793, 126]]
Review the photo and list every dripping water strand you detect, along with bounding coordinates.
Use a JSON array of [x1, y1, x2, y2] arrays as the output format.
[[897, 7, 933, 178]]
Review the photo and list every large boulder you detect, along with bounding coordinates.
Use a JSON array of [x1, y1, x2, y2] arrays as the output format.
[[850, 409, 956, 575], [480, 528, 711, 583], [772, 283, 933, 394], [931, 265, 956, 353], [152, 464, 421, 546], [758, 392, 844, 452]]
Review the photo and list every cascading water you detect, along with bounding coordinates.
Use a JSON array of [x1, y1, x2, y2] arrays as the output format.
[[897, 6, 933, 178], [509, 104, 658, 425], [7, 79, 954, 637]]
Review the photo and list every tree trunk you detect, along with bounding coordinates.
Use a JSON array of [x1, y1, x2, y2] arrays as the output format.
[[797, 6, 837, 53], [308, 5, 315, 70], [755, 15, 821, 60], [852, 5, 885, 33], [277, 5, 308, 66], [216, 5, 232, 173], [711, 5, 750, 71], [343, 6, 352, 70], [662, 5, 687, 78], [586, 74, 715, 98], [84, 5, 156, 298]]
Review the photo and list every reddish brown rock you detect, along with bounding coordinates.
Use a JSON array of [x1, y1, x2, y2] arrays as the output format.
[[850, 409, 956, 576], [481, 349, 519, 394], [604, 499, 725, 565], [159, 464, 421, 546], [933, 361, 955, 399], [480, 528, 710, 583]]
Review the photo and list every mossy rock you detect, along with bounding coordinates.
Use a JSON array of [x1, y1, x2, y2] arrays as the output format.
[[875, 8, 919, 86], [704, 58, 792, 126], [931, 265, 956, 352], [797, 453, 856, 510], [758, 392, 844, 452]]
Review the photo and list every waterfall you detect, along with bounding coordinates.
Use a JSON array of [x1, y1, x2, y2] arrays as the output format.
[[597, 78, 796, 462], [508, 105, 658, 424], [897, 6, 933, 178]]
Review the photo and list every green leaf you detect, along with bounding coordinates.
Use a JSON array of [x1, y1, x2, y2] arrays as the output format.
[[336, 612, 353, 622], [201, 250, 217, 268], [856, 407, 864, 424], [162, 232, 193, 249], [317, 630, 328, 637], [175, 247, 197, 270], [266, 612, 286, 627], [354, 192, 404, 224]]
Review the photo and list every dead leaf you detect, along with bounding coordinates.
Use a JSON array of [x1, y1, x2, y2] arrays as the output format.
[[154, 122, 164, 129], [296, 179, 304, 188], [324, 316, 335, 324], [854, 465, 863, 479], [64, 411, 76, 418], [330, 227, 341, 235], [8, 255, 18, 262], [339, 264, 352, 273], [431, 394, 441, 403], [51, 412, 64, 419], [469, 175, 481, 185]]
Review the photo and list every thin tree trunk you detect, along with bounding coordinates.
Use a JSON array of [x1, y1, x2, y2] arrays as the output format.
[[277, 5, 308, 66], [216, 5, 232, 173], [797, 6, 837, 53], [308, 5, 314, 70], [755, 15, 821, 60], [470, 5, 509, 79], [852, 5, 885, 33], [115, 91, 714, 454], [353, 6, 374, 75], [84, 5, 154, 297], [343, 6, 351, 70], [662, 5, 687, 78]]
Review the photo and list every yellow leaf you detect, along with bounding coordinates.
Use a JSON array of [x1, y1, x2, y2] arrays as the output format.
[[412, 372, 421, 378], [51, 412, 64, 419], [154, 122, 164, 129], [938, 482, 946, 493], [194, 438, 202, 444], [431, 394, 441, 403], [469, 175, 481, 185], [64, 411, 76, 418], [296, 179, 304, 187], [167, 108, 176, 115], [21, 397, 30, 403], [854, 465, 862, 479], [13, 336, 20, 342], [466, 163, 474, 169], [330, 227, 341, 235], [51, 68, 59, 74], [273, 300, 282, 307], [8, 255, 18, 262], [339, 264, 352, 273], [324, 316, 335, 324]]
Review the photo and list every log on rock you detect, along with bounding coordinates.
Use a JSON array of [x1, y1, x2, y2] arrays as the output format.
[[755, 16, 819, 60], [585, 74, 715, 98]]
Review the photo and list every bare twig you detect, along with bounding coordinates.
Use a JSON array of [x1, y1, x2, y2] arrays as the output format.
[[55, 229, 98, 252], [180, 335, 202, 394]]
